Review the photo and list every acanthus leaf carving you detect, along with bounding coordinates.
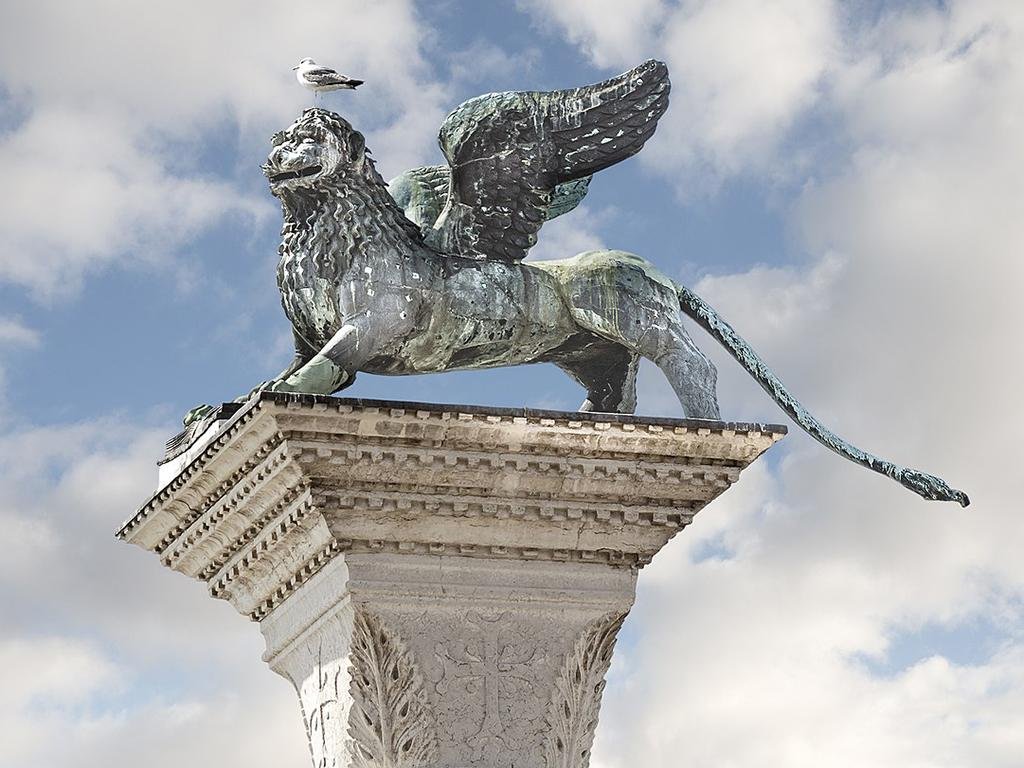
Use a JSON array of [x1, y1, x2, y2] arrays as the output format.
[[544, 611, 626, 768], [347, 607, 438, 768]]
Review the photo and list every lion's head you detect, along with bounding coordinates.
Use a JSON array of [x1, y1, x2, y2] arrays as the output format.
[[263, 109, 367, 196]]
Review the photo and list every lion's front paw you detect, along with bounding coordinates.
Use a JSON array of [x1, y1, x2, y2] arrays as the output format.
[[231, 380, 276, 404], [268, 377, 300, 393], [269, 356, 350, 394], [183, 403, 215, 427]]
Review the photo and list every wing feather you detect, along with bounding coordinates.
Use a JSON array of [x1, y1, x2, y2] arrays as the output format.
[[386, 165, 449, 230], [428, 59, 669, 261], [388, 166, 594, 237]]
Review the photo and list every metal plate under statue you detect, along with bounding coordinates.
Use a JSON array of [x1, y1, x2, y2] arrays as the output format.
[[121, 59, 969, 768]]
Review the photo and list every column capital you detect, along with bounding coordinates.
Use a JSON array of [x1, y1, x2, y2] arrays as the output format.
[[118, 393, 783, 767]]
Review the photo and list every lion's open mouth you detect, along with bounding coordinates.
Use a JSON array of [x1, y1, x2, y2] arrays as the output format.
[[268, 164, 323, 183]]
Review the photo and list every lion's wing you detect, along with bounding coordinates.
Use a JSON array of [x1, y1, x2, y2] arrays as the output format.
[[387, 165, 450, 231], [426, 59, 670, 262], [388, 166, 593, 234]]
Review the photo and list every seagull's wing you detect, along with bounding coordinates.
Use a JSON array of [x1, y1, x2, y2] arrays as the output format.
[[305, 66, 342, 76], [427, 59, 669, 262], [303, 67, 359, 86], [389, 165, 594, 233]]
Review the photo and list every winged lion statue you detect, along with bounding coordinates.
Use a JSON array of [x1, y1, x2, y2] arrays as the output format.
[[182, 59, 968, 506]]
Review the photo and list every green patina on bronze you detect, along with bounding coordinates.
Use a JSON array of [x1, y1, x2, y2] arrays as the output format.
[[181, 60, 967, 505]]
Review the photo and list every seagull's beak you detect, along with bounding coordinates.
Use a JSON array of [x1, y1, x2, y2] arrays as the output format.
[[291, 66, 299, 70]]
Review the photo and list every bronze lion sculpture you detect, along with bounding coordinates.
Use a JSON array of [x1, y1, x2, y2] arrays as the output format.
[[183, 61, 967, 505]]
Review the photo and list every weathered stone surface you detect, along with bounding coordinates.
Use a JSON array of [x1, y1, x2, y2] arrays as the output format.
[[120, 393, 784, 767]]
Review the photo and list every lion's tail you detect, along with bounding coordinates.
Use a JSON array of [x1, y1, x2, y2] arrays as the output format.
[[675, 283, 970, 507]]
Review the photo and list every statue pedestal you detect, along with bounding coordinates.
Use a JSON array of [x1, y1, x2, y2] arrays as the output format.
[[119, 393, 783, 768]]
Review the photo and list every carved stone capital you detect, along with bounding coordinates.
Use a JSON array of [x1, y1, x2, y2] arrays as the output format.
[[119, 394, 783, 767], [260, 552, 634, 767]]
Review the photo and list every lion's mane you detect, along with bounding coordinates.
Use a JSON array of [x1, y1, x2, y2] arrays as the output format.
[[275, 109, 425, 340]]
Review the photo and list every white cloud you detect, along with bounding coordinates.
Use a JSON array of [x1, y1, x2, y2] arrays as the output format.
[[636, 253, 848, 421], [0, 637, 120, 764], [520, 0, 838, 191], [526, 205, 609, 262], [0, 0, 444, 144], [448, 40, 542, 86], [2, 2, 1022, 765], [0, 0, 449, 297], [0, 636, 304, 768], [0, 417, 308, 766], [518, 0, 668, 68], [652, 0, 837, 186], [0, 317, 39, 346], [0, 318, 39, 423], [0, 638, 120, 707], [592, 1, 1024, 764], [0, 107, 269, 298], [0, 418, 253, 653]]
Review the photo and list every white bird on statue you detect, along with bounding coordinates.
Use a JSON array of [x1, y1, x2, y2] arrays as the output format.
[[293, 58, 363, 105]]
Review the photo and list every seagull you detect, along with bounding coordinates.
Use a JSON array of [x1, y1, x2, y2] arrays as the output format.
[[293, 58, 363, 105]]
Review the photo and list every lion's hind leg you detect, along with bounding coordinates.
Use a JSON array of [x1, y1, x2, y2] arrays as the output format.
[[548, 250, 721, 419], [585, 310, 719, 419], [553, 341, 638, 414], [648, 328, 721, 419]]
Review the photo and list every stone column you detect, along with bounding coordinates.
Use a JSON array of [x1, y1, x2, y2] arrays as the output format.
[[119, 393, 783, 768]]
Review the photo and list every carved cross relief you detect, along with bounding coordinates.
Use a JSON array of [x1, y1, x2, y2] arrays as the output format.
[[433, 610, 547, 760]]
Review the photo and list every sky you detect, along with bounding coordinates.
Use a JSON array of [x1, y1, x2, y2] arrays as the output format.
[[0, 0, 1021, 766]]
